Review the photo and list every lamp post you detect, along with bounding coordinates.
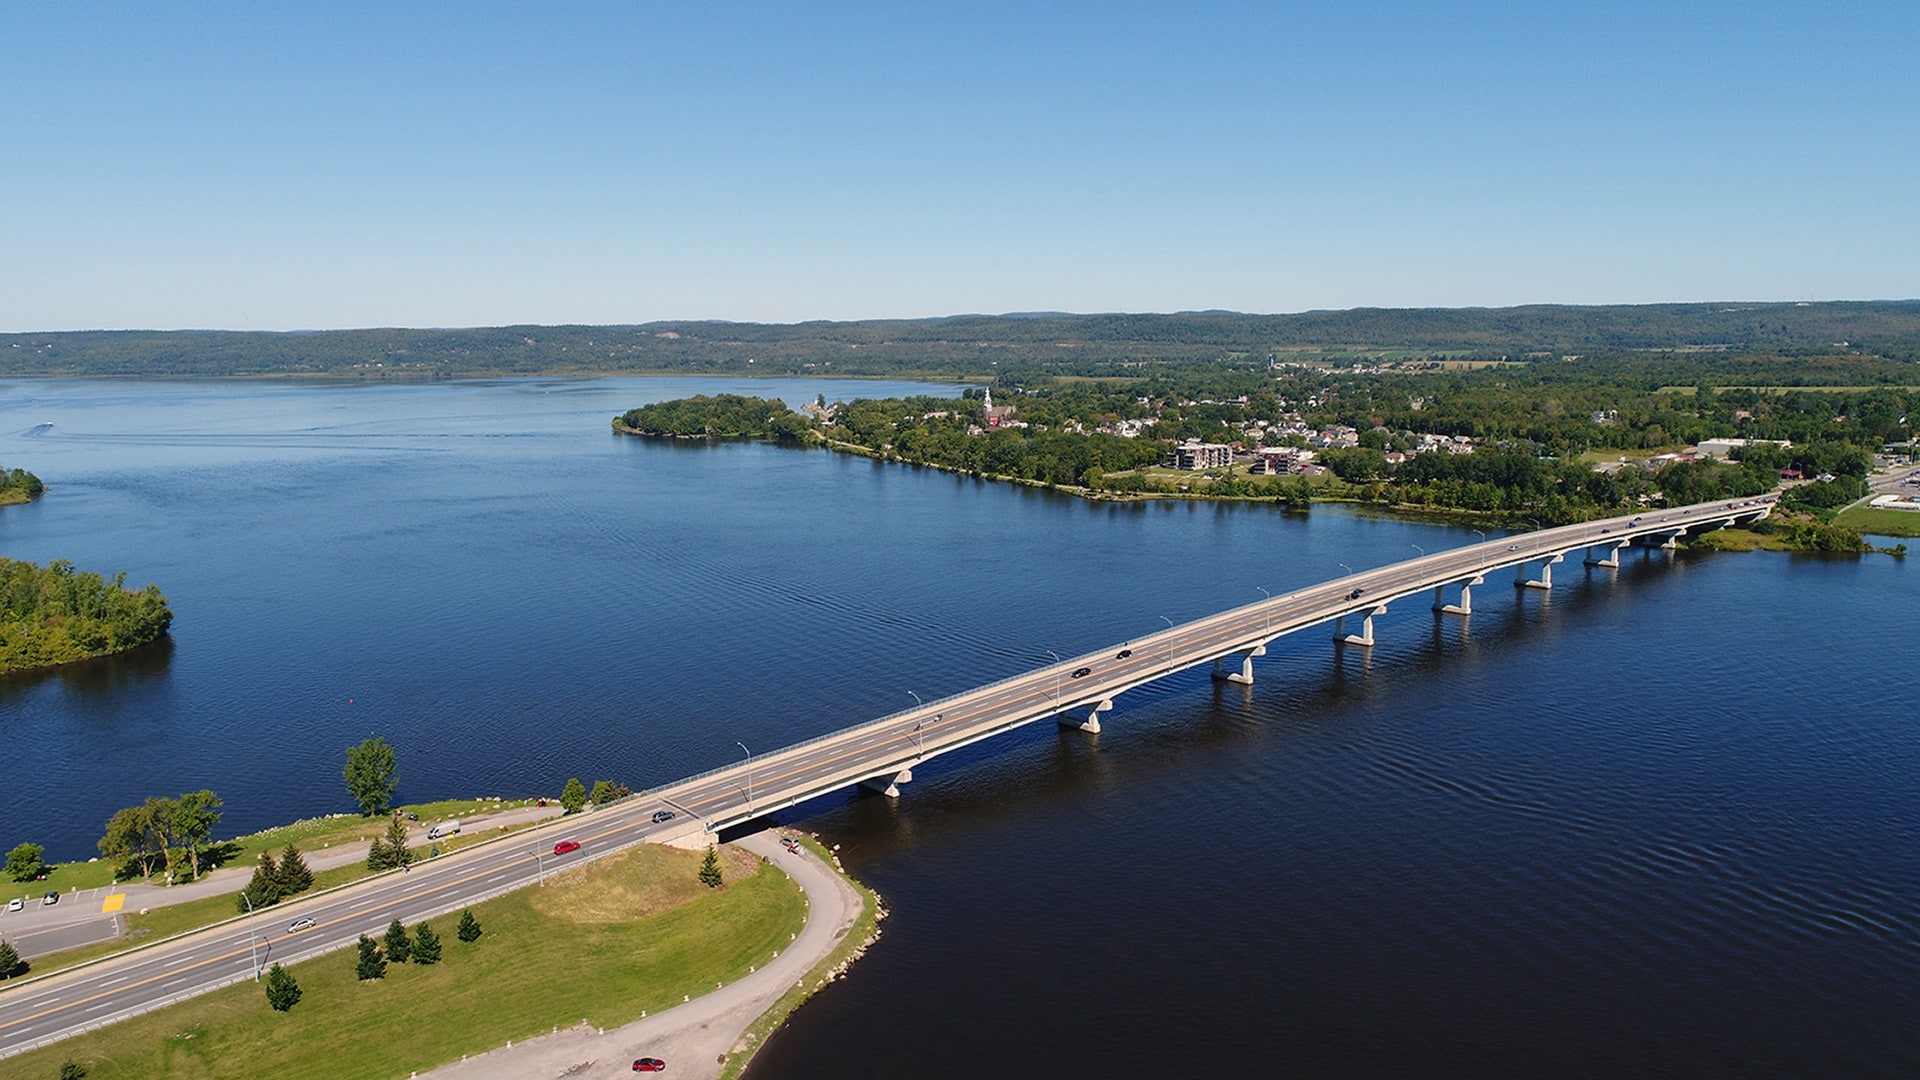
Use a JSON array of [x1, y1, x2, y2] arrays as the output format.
[[1046, 649, 1062, 708], [1411, 543, 1425, 558], [531, 847, 547, 886], [1159, 615, 1175, 666], [1338, 562, 1353, 576], [736, 741, 753, 811], [1472, 529, 1486, 542], [1256, 586, 1272, 634], [238, 890, 262, 980], [906, 691, 924, 757]]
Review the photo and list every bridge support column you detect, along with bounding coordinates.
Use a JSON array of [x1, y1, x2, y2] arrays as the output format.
[[1515, 552, 1565, 590], [861, 768, 913, 799], [1335, 605, 1386, 647], [1585, 541, 1630, 568], [1211, 644, 1266, 685], [1432, 574, 1482, 616], [1060, 699, 1112, 733]]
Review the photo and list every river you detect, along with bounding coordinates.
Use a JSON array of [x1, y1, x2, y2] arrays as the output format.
[[1, 377, 1915, 1077]]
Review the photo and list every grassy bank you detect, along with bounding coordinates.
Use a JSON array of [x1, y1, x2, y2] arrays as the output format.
[[9, 844, 803, 1080], [1834, 504, 1920, 538]]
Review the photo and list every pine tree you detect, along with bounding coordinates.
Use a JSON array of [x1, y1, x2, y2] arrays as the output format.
[[589, 780, 615, 806], [365, 835, 395, 872], [384, 814, 412, 868], [0, 938, 20, 978], [560, 777, 587, 814], [263, 963, 302, 1011], [411, 921, 442, 965], [456, 908, 482, 943], [238, 851, 283, 913], [383, 917, 412, 963], [355, 934, 386, 980], [698, 845, 723, 888], [276, 843, 313, 895]]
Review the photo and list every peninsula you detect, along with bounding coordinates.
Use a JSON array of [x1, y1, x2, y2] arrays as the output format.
[[0, 557, 173, 675]]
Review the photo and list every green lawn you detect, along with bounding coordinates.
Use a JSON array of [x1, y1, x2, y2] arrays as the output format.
[[9, 843, 803, 1080], [1834, 504, 1920, 538]]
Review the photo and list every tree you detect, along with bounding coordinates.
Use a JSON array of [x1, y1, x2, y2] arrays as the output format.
[[263, 963, 302, 1011], [343, 736, 399, 816], [171, 790, 223, 880], [588, 780, 615, 806], [238, 851, 283, 913], [143, 796, 181, 883], [355, 934, 386, 980], [560, 777, 587, 814], [367, 815, 410, 872], [98, 804, 158, 879], [456, 908, 482, 943], [411, 921, 442, 965], [699, 845, 723, 888], [0, 938, 20, 978], [5, 842, 44, 882], [382, 917, 412, 963], [277, 843, 313, 895]]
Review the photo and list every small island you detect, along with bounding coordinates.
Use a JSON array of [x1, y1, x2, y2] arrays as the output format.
[[0, 557, 174, 675], [0, 465, 45, 507]]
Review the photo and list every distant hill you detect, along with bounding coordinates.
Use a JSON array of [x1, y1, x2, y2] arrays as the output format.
[[4, 301, 1918, 379]]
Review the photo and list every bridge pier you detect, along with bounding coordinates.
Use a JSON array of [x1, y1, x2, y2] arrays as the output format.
[[1060, 698, 1112, 733], [1584, 540, 1631, 568], [1432, 575, 1482, 616], [1211, 644, 1266, 685], [1334, 605, 1387, 647], [861, 768, 913, 799], [1515, 552, 1565, 590]]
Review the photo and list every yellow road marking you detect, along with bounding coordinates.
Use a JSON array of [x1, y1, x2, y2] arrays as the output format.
[[100, 894, 124, 913]]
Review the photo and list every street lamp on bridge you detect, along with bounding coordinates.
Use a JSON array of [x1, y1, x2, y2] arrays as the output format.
[[1046, 649, 1062, 709], [736, 741, 754, 812]]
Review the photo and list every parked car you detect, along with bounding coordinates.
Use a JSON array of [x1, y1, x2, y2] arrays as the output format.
[[651, 810, 676, 823], [42, 891, 58, 906], [632, 1059, 667, 1073], [1115, 649, 1133, 659], [6, 898, 22, 913], [554, 840, 582, 856], [1071, 667, 1092, 678], [287, 917, 316, 933]]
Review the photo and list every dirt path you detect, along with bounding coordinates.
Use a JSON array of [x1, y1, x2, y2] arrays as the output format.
[[423, 831, 864, 1080]]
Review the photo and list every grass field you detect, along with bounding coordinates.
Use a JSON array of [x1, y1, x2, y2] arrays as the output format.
[[1834, 505, 1920, 538], [20, 796, 546, 897], [8, 843, 802, 1080]]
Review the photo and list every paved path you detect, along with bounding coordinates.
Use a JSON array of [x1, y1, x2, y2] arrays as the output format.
[[423, 831, 864, 1080], [0, 804, 563, 960]]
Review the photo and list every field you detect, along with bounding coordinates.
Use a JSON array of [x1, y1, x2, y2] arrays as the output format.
[[1834, 504, 1920, 538], [7, 843, 801, 1079]]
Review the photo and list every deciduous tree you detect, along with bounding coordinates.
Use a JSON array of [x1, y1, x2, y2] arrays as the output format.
[[560, 777, 587, 814], [4, 842, 43, 882], [343, 736, 399, 816], [171, 790, 223, 880]]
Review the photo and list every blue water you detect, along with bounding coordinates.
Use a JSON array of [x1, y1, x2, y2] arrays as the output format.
[[0, 378, 1914, 1077]]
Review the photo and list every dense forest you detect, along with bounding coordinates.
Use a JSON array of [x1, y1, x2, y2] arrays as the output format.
[[0, 466, 44, 505], [0, 558, 173, 674], [7, 301, 1920, 379], [615, 394, 813, 440]]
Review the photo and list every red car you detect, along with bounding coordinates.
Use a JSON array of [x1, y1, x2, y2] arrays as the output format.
[[632, 1059, 666, 1072], [553, 840, 581, 855]]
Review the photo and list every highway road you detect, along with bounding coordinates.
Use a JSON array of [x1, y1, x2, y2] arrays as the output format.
[[0, 495, 1770, 1059]]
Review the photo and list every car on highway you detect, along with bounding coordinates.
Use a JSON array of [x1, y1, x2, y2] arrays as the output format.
[[1071, 666, 1091, 678], [41, 891, 58, 906], [553, 840, 582, 855], [632, 1059, 666, 1073], [286, 917, 316, 933], [1508, 544, 1519, 551], [1115, 648, 1132, 659], [650, 810, 676, 824], [1347, 587, 1365, 599], [6, 898, 21, 913]]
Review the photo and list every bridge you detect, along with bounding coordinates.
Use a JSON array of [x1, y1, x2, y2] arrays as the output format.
[[650, 495, 1776, 840], [0, 495, 1772, 1057]]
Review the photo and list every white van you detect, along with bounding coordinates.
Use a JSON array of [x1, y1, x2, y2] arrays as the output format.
[[427, 819, 461, 841]]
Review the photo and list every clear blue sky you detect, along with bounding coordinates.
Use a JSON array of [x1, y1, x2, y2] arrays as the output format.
[[3, 1, 1914, 330]]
